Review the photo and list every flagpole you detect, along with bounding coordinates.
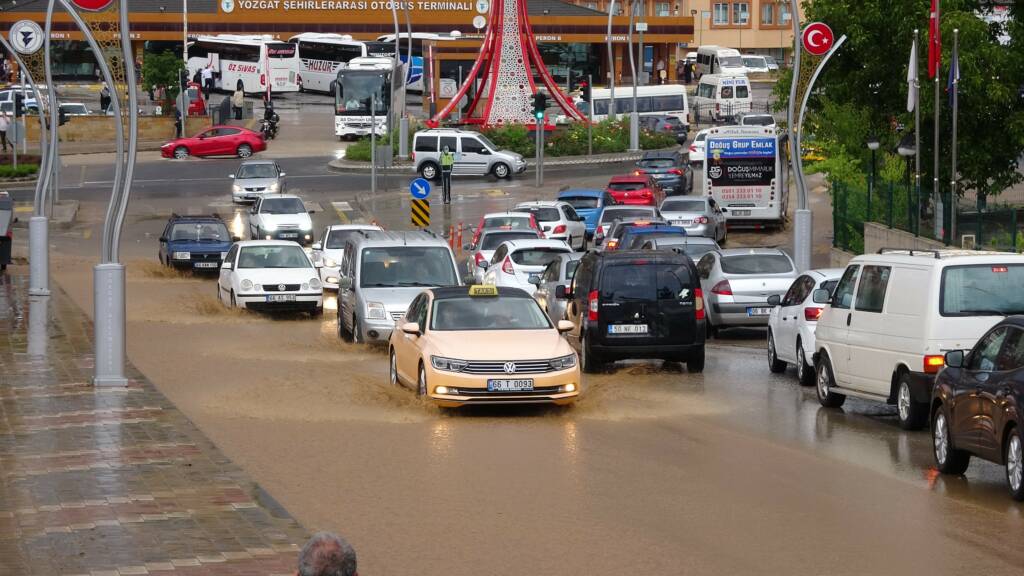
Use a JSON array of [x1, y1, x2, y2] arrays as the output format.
[[933, 0, 942, 242], [950, 28, 959, 245], [914, 29, 921, 236]]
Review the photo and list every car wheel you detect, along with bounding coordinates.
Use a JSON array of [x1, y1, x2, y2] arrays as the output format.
[[686, 346, 705, 373], [173, 146, 188, 160], [417, 363, 427, 397], [815, 355, 846, 408], [932, 408, 970, 475], [796, 341, 814, 386], [706, 317, 718, 339], [389, 348, 399, 387], [491, 162, 511, 179], [352, 316, 363, 344], [767, 330, 787, 373], [338, 309, 352, 341], [896, 373, 927, 430], [237, 144, 253, 158], [1006, 427, 1024, 501], [581, 332, 604, 373], [579, 235, 588, 252], [420, 161, 439, 180]]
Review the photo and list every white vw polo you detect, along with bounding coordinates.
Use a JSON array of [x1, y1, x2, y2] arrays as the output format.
[[218, 240, 324, 316]]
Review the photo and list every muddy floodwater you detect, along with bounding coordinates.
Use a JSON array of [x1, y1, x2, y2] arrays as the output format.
[[52, 256, 1024, 575]]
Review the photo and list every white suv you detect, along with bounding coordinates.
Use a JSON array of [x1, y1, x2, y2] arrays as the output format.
[[814, 250, 1024, 430]]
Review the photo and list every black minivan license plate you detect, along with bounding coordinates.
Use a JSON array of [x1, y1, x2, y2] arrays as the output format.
[[608, 324, 648, 334], [487, 379, 534, 392]]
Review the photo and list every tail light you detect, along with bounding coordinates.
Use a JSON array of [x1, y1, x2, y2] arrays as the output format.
[[669, 168, 684, 175], [715, 103, 720, 113], [695, 287, 705, 320], [587, 290, 599, 321], [633, 169, 645, 176], [641, 189, 653, 197], [804, 307, 823, 321], [474, 252, 486, 267], [411, 151, 415, 161], [552, 224, 567, 234], [606, 238, 619, 250], [502, 256, 515, 275], [689, 145, 697, 152], [711, 279, 732, 295], [260, 74, 266, 86], [296, 73, 302, 84], [924, 355, 945, 374], [596, 225, 606, 237], [694, 216, 709, 224], [663, 124, 673, 131]]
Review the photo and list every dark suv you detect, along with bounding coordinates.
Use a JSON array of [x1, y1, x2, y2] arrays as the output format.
[[559, 250, 706, 372], [158, 214, 237, 272]]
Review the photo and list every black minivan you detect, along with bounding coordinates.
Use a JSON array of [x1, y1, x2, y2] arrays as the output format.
[[558, 249, 705, 373]]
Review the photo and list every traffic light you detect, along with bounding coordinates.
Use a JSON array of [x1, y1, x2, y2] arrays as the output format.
[[13, 92, 23, 118], [532, 92, 547, 122], [580, 82, 591, 102], [179, 68, 189, 92]]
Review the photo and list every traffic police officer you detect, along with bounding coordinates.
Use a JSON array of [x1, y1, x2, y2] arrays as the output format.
[[440, 146, 455, 204]]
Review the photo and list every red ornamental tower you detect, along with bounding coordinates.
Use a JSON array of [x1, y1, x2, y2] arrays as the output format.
[[426, 0, 588, 127]]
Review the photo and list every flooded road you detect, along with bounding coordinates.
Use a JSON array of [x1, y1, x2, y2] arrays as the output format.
[[52, 256, 1024, 575]]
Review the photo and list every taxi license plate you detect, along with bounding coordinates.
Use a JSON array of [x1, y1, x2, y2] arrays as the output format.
[[279, 232, 298, 239], [193, 262, 218, 268], [267, 294, 296, 303], [747, 307, 772, 316], [608, 324, 648, 334], [731, 210, 751, 216], [487, 379, 534, 392]]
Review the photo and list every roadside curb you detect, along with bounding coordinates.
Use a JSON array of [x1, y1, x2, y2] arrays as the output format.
[[0, 175, 39, 184], [11, 200, 79, 229], [327, 149, 665, 175]]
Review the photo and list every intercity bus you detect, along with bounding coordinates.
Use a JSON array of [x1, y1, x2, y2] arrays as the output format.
[[187, 35, 300, 94], [375, 32, 459, 92], [290, 33, 368, 93], [334, 56, 405, 139]]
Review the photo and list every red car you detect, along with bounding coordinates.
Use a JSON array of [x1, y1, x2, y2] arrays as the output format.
[[161, 125, 265, 160], [606, 174, 664, 206], [185, 81, 206, 116]]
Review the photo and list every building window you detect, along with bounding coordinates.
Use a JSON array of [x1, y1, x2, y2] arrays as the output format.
[[713, 3, 729, 25], [780, 3, 791, 24], [655, 2, 671, 16], [733, 2, 749, 25], [761, 3, 774, 25], [585, 1, 597, 9]]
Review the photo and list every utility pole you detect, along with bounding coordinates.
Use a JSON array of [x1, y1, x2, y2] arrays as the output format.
[[607, 0, 617, 120], [627, 0, 639, 151]]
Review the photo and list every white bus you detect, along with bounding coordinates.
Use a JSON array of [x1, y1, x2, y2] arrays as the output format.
[[334, 56, 405, 139], [701, 126, 787, 228], [376, 32, 459, 92], [696, 46, 746, 77], [290, 33, 368, 93], [187, 35, 300, 94], [568, 84, 689, 129]]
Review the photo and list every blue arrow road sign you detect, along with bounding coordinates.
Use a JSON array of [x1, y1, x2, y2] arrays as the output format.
[[410, 178, 431, 199]]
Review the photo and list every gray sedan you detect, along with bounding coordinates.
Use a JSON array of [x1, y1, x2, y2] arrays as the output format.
[[531, 252, 582, 323], [230, 160, 286, 203], [659, 196, 727, 243], [695, 248, 799, 337]]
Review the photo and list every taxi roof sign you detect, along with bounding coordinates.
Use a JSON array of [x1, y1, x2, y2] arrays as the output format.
[[469, 285, 499, 297]]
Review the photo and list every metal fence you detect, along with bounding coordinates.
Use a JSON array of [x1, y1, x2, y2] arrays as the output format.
[[690, 101, 778, 128]]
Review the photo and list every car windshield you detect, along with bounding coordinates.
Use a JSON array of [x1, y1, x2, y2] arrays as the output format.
[[560, 195, 600, 209], [360, 246, 457, 288], [765, 56, 778, 66], [608, 181, 646, 191], [510, 248, 569, 266], [326, 229, 364, 249], [720, 55, 744, 67], [821, 279, 839, 294], [742, 115, 775, 126], [483, 216, 532, 229], [260, 198, 305, 214], [743, 57, 765, 68], [431, 296, 552, 331], [237, 245, 311, 269], [237, 164, 278, 178], [638, 159, 675, 169], [601, 208, 656, 223], [940, 264, 1024, 316], [169, 222, 230, 242], [480, 232, 538, 250], [695, 132, 707, 142], [721, 254, 794, 274], [662, 199, 706, 212], [476, 133, 498, 151], [521, 207, 561, 222]]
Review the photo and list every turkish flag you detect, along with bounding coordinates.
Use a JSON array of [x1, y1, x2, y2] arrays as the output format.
[[928, 0, 941, 78]]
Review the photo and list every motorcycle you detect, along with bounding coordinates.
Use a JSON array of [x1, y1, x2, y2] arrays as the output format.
[[260, 113, 279, 140]]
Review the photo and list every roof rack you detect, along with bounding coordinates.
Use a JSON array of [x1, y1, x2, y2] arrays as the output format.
[[877, 248, 941, 259]]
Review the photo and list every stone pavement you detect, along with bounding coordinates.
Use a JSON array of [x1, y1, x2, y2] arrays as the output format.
[[0, 268, 308, 575]]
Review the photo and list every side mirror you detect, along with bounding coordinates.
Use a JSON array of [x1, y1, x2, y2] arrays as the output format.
[[338, 276, 353, 290], [555, 284, 571, 299], [811, 288, 831, 304], [463, 243, 473, 251], [231, 235, 241, 242], [721, 207, 728, 213], [159, 236, 167, 242], [577, 216, 587, 222], [767, 294, 781, 306], [945, 350, 965, 369], [478, 260, 489, 269], [312, 242, 322, 251], [220, 261, 232, 270], [279, 172, 287, 177], [228, 174, 235, 179], [556, 320, 574, 333], [528, 276, 542, 286], [307, 210, 315, 214], [401, 322, 421, 336]]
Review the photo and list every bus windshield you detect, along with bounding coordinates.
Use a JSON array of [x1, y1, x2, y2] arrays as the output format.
[[335, 71, 390, 115], [719, 55, 744, 68]]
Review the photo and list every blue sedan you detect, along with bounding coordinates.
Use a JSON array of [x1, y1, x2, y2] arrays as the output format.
[[557, 189, 618, 239]]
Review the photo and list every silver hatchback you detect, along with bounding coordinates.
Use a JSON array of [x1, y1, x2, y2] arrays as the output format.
[[230, 160, 286, 203], [696, 248, 799, 337], [660, 196, 727, 243]]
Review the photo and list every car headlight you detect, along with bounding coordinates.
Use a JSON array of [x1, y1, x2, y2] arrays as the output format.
[[309, 278, 322, 290], [263, 222, 278, 231], [365, 301, 387, 320], [232, 184, 242, 193], [269, 182, 280, 192], [172, 251, 190, 260], [240, 279, 254, 291], [431, 356, 468, 372], [323, 257, 338, 268], [549, 354, 578, 370]]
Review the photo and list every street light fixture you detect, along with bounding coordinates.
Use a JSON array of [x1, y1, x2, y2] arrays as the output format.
[[866, 135, 880, 222]]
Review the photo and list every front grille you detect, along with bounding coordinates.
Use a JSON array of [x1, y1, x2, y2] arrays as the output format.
[[275, 223, 299, 230], [448, 385, 562, 397], [390, 311, 405, 321], [462, 360, 554, 375], [244, 187, 266, 192], [188, 252, 220, 262], [263, 283, 300, 292]]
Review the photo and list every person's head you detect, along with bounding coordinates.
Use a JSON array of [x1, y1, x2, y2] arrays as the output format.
[[443, 145, 449, 153], [296, 532, 357, 576]]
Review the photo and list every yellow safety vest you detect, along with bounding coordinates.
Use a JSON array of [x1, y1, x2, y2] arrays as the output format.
[[440, 151, 455, 169]]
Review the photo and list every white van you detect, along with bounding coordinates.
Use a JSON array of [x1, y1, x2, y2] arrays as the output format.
[[813, 250, 1024, 430], [696, 46, 746, 77], [692, 74, 752, 122]]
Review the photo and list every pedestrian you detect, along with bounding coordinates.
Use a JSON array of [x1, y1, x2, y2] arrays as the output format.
[[201, 65, 214, 100], [683, 60, 692, 84], [99, 82, 111, 114], [231, 80, 244, 121], [440, 145, 455, 205], [147, 84, 156, 102], [0, 112, 8, 153], [295, 532, 357, 576], [173, 106, 182, 139]]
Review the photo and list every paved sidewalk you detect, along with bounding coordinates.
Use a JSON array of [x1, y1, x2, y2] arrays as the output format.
[[0, 268, 308, 575]]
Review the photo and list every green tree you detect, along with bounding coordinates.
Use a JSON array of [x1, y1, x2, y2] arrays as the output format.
[[141, 51, 184, 112], [776, 0, 1024, 200]]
